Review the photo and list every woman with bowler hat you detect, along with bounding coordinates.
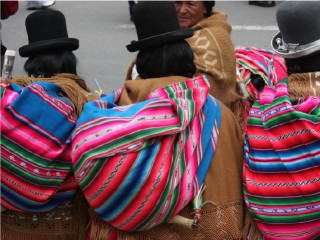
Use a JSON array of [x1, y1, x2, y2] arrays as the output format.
[[71, 2, 253, 239], [244, 1, 320, 239], [126, 1, 248, 137], [172, 0, 240, 107], [1, 10, 98, 240]]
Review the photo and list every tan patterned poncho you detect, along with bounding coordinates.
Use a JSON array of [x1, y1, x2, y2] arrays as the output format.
[[187, 10, 241, 108], [288, 72, 320, 99]]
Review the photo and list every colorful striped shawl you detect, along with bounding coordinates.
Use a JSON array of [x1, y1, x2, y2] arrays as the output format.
[[236, 46, 287, 102], [1, 82, 78, 212], [244, 78, 320, 239], [71, 76, 221, 231]]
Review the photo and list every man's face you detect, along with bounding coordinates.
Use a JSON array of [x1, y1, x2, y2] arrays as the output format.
[[174, 1, 207, 29]]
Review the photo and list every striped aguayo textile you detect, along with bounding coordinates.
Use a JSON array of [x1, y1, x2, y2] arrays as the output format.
[[1, 82, 78, 212], [236, 46, 287, 102], [71, 76, 221, 231], [244, 78, 320, 239]]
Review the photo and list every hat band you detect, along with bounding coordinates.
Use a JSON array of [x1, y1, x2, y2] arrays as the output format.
[[276, 37, 320, 52]]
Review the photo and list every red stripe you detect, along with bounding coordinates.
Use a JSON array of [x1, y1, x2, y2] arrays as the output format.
[[110, 136, 175, 229], [1, 168, 60, 203]]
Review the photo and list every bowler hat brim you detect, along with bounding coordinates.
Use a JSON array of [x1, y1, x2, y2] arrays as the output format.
[[19, 38, 79, 57], [126, 28, 194, 52], [272, 32, 320, 59]]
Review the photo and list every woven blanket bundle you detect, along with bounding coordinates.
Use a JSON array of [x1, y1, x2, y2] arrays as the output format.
[[72, 76, 221, 232], [236, 46, 287, 102], [244, 78, 320, 239], [1, 82, 78, 212]]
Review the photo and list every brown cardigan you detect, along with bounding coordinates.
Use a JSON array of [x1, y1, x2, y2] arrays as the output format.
[[187, 11, 241, 107], [89, 76, 261, 239]]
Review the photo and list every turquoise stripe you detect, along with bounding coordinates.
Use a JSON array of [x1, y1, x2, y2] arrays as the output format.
[[196, 96, 220, 184], [248, 140, 320, 172], [96, 141, 160, 220]]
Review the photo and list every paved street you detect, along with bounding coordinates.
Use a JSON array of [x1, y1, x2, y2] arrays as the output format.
[[2, 0, 282, 95]]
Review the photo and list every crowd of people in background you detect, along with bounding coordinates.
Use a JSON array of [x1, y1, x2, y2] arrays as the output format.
[[1, 1, 320, 240]]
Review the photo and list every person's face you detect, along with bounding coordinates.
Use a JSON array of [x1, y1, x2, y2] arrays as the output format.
[[174, 1, 207, 29]]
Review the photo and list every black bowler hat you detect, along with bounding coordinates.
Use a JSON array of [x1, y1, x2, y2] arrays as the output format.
[[126, 1, 194, 52], [19, 10, 79, 57], [271, 1, 320, 59]]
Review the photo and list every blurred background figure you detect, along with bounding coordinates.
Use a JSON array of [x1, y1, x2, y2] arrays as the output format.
[[26, 0, 55, 10], [248, 1, 275, 7], [1, 0, 18, 75]]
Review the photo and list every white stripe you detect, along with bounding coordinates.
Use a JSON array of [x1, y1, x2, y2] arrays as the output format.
[[232, 25, 278, 31], [115, 24, 135, 29], [309, 72, 317, 97]]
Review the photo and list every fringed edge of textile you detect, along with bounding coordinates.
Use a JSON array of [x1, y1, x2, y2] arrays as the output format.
[[245, 222, 265, 240], [117, 231, 137, 240], [74, 190, 91, 240], [1, 190, 90, 240], [5, 73, 99, 119], [243, 206, 264, 240], [88, 207, 114, 240], [87, 210, 137, 240], [0, 228, 77, 240], [1, 222, 77, 240]]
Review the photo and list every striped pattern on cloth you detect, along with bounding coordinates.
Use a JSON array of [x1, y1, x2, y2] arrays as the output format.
[[1, 82, 78, 212], [71, 76, 221, 231], [244, 78, 320, 239], [236, 46, 287, 101]]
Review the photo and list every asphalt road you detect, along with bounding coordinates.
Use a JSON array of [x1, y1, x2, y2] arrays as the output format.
[[1, 0, 282, 95]]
